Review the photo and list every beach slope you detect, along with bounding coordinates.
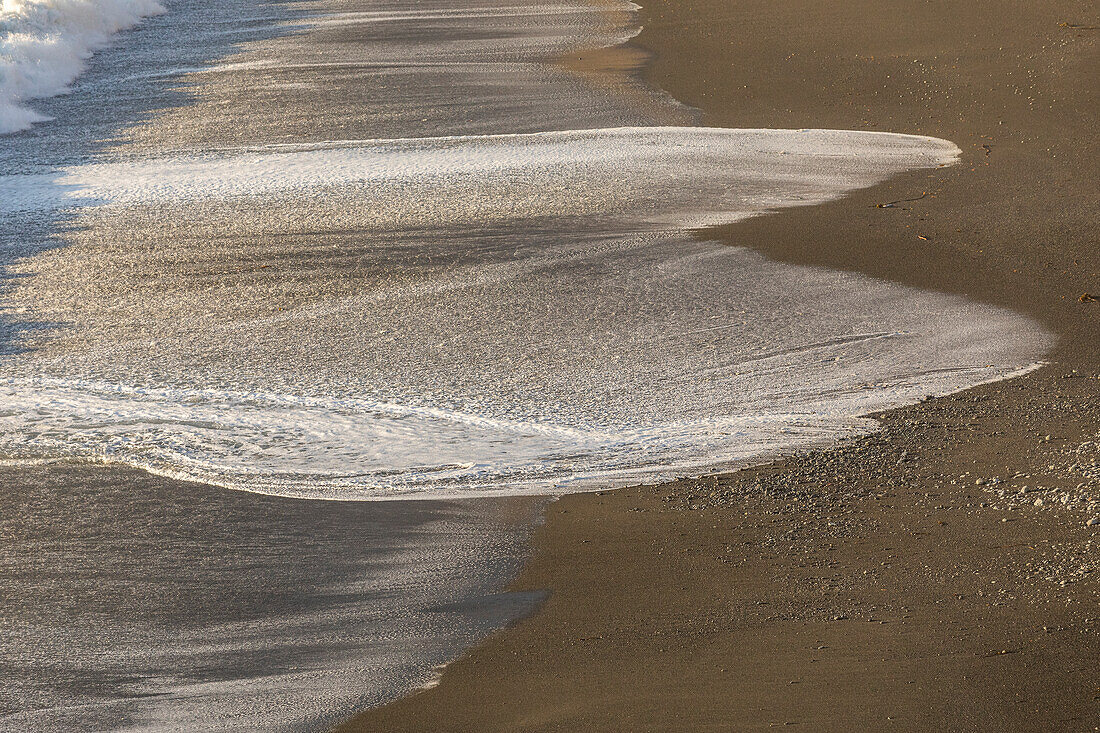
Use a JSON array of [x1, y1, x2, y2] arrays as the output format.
[[338, 0, 1099, 730]]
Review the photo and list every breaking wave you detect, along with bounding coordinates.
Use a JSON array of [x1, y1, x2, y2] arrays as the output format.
[[0, 0, 165, 134]]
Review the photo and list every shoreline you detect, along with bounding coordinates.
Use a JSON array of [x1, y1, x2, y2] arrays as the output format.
[[337, 0, 1098, 729], [0, 463, 544, 731]]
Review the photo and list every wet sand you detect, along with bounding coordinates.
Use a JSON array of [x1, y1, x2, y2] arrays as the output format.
[[338, 0, 1099, 730], [0, 463, 542, 731]]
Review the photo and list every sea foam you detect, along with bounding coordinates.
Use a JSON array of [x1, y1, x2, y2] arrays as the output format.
[[0, 127, 1052, 499], [0, 0, 165, 134], [0, 126, 960, 216]]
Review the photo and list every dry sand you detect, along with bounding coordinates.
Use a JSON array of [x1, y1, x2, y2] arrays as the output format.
[[338, 0, 1098, 730]]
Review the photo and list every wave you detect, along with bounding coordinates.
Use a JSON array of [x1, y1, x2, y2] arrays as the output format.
[[0, 127, 1052, 499], [0, 126, 961, 216], [0, 362, 1047, 500], [0, 0, 165, 134]]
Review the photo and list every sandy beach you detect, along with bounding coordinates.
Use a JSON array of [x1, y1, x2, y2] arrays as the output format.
[[338, 0, 1099, 730], [1, 0, 1094, 729]]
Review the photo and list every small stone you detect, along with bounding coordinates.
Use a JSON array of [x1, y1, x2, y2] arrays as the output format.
[[1087, 517, 1099, 527]]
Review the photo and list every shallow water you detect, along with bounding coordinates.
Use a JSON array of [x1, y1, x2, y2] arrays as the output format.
[[0, 465, 540, 731]]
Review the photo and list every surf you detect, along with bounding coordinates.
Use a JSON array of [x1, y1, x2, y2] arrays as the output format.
[[0, 0, 165, 134]]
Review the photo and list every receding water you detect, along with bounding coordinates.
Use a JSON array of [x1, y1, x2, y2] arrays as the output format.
[[0, 464, 540, 731]]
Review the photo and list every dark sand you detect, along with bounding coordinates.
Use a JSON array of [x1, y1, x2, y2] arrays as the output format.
[[338, 0, 1099, 730]]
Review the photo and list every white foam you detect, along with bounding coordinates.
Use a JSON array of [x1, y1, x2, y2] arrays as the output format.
[[306, 5, 625, 27], [0, 360, 1045, 500], [0, 0, 165, 134], [0, 126, 959, 221], [0, 127, 1052, 500]]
